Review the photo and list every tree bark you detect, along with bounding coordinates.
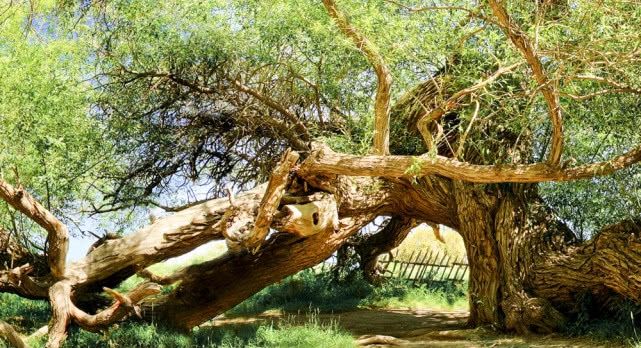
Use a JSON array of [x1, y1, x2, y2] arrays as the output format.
[[2, 147, 641, 347], [355, 216, 416, 282]]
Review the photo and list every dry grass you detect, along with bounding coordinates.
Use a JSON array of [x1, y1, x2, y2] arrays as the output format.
[[395, 224, 466, 263]]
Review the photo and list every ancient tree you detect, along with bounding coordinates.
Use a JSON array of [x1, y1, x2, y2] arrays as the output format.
[[2, 0, 641, 347]]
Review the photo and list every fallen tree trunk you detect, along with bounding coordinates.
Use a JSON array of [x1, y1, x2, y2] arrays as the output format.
[[146, 214, 375, 330], [1, 148, 641, 348]]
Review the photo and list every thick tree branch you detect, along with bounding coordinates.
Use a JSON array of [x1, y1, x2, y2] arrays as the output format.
[[0, 179, 68, 279], [323, 0, 392, 155], [488, 0, 564, 166], [298, 143, 641, 183], [532, 219, 641, 312], [356, 216, 417, 282], [145, 213, 376, 330]]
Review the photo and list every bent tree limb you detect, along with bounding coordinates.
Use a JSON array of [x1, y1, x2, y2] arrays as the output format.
[[0, 180, 68, 279], [487, 0, 564, 166], [299, 142, 641, 183], [322, 0, 393, 155]]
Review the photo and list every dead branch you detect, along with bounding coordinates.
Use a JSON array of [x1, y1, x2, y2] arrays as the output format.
[[323, 0, 393, 155]]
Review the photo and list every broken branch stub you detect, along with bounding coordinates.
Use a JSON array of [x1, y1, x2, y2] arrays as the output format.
[[277, 193, 339, 237]]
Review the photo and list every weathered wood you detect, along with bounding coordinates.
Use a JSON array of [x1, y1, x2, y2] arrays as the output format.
[[0, 179, 69, 279], [243, 149, 300, 251], [298, 143, 641, 184]]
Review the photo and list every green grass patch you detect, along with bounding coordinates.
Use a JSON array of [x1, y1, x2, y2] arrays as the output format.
[[62, 312, 354, 348], [0, 293, 49, 332], [230, 269, 468, 315]]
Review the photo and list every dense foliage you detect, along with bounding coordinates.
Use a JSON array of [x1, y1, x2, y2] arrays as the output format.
[[78, 0, 641, 237]]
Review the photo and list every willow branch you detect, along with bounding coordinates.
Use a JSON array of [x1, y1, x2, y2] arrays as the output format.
[[416, 62, 522, 149], [118, 67, 310, 148], [323, 0, 392, 155], [384, 0, 499, 26], [298, 143, 641, 184], [487, 0, 564, 166], [0, 179, 68, 279], [231, 80, 311, 143]]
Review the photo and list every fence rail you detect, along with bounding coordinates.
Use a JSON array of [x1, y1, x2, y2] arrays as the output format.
[[316, 249, 468, 285]]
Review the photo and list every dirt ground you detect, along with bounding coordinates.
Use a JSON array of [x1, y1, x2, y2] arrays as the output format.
[[213, 309, 623, 347]]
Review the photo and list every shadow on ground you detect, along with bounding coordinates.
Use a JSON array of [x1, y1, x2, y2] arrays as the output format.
[[212, 309, 621, 347]]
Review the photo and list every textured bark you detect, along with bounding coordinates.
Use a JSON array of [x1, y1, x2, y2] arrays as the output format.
[[531, 219, 641, 312], [454, 182, 502, 327], [356, 216, 416, 282], [146, 214, 374, 330], [299, 142, 641, 183]]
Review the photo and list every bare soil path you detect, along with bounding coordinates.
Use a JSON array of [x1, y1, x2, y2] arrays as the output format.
[[214, 309, 623, 347]]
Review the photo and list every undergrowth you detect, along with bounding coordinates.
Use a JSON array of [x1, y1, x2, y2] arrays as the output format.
[[229, 269, 468, 315]]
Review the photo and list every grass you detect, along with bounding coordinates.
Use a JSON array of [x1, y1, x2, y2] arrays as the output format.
[[229, 269, 468, 315], [6, 311, 354, 348], [562, 299, 641, 347], [0, 270, 465, 348]]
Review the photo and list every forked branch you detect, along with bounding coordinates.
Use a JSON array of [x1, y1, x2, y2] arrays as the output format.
[[322, 0, 393, 155]]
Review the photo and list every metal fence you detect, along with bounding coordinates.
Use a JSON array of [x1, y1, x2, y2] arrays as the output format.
[[316, 249, 468, 285]]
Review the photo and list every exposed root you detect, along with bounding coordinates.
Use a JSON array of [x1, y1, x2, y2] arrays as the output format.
[[45, 280, 162, 348], [0, 263, 49, 299], [356, 334, 408, 346], [502, 295, 566, 334]]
